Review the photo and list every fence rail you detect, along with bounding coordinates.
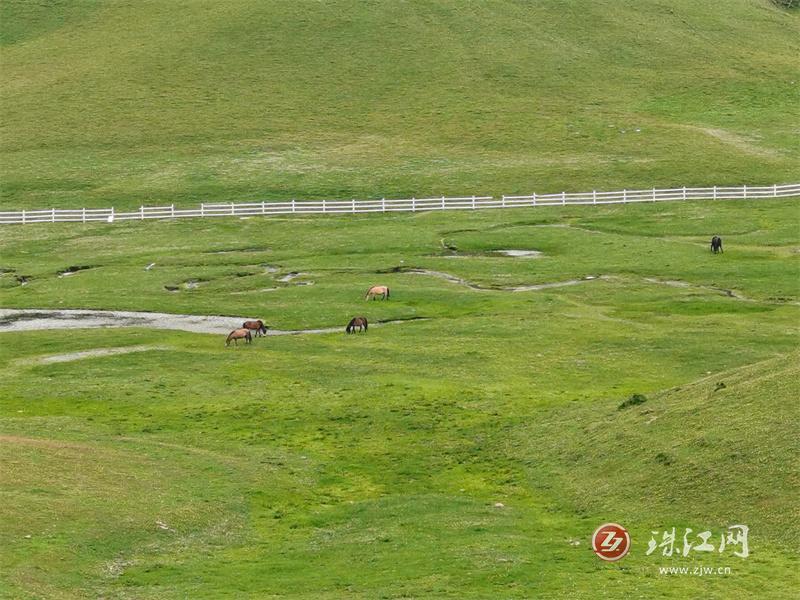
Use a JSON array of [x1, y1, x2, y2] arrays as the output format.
[[1, 184, 798, 225]]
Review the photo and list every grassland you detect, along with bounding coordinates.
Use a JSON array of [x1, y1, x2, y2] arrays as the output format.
[[1, 198, 799, 598], [2, 0, 800, 597], [1, 0, 799, 210]]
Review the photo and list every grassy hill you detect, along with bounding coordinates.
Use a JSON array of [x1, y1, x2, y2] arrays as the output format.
[[526, 351, 800, 549], [1, 2, 799, 597], [1, 0, 799, 209]]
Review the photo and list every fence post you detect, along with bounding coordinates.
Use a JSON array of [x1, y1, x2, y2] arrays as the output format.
[[623, 189, 627, 203], [773, 183, 777, 197], [51, 208, 55, 223], [171, 204, 175, 219], [682, 186, 687, 201], [652, 187, 656, 202], [533, 192, 536, 206], [412, 197, 416, 212], [292, 200, 296, 214], [593, 190, 597, 205], [713, 186, 717, 200], [22, 209, 26, 224], [261, 201, 266, 215], [382, 198, 386, 212], [441, 195, 445, 210], [743, 184, 747, 199], [230, 202, 234, 215], [111, 206, 114, 222], [140, 206, 144, 220], [351, 199, 356, 213], [323, 199, 327, 213], [472, 195, 476, 209], [82, 207, 86, 223], [562, 191, 566, 205]]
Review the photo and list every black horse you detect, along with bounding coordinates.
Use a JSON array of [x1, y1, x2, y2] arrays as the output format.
[[711, 236, 723, 254], [346, 316, 368, 333]]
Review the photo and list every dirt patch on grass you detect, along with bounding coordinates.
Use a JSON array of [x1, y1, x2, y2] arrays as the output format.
[[277, 272, 304, 282], [0, 309, 249, 335], [0, 309, 425, 336], [642, 277, 755, 301], [681, 125, 782, 158], [0, 435, 92, 451], [205, 246, 270, 254], [383, 266, 600, 292], [35, 345, 168, 364], [57, 265, 94, 278]]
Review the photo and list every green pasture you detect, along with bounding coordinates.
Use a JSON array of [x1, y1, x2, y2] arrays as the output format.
[[1, 198, 799, 598], [1, 0, 799, 210], [2, 0, 800, 597]]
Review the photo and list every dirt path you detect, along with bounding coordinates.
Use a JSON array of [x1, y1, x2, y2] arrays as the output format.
[[0, 309, 422, 335], [36, 345, 168, 364], [399, 268, 600, 292]]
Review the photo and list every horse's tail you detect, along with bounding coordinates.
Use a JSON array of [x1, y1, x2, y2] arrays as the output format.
[[385, 287, 390, 298], [363, 318, 368, 331]]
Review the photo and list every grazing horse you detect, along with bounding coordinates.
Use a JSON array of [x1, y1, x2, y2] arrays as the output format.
[[711, 236, 723, 254], [226, 328, 252, 346], [242, 319, 267, 337], [365, 285, 390, 300], [346, 316, 368, 333]]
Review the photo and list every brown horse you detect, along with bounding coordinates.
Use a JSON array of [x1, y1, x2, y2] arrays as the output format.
[[346, 316, 368, 333], [226, 328, 252, 346], [365, 285, 390, 300], [710, 236, 723, 254], [242, 319, 267, 337]]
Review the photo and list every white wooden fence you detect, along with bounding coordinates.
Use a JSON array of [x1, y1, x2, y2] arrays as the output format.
[[1, 183, 798, 225]]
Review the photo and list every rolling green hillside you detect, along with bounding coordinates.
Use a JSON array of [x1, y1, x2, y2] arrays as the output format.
[[2, 2, 799, 597], [1, 0, 799, 209]]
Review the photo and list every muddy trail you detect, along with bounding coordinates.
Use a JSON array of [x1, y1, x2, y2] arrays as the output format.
[[0, 309, 425, 336], [379, 265, 601, 292]]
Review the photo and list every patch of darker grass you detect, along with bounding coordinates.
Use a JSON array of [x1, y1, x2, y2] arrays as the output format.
[[618, 393, 647, 410]]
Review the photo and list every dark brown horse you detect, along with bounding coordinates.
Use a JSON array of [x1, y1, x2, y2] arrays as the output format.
[[242, 319, 268, 337], [346, 316, 368, 333], [226, 328, 252, 346], [711, 236, 723, 254]]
